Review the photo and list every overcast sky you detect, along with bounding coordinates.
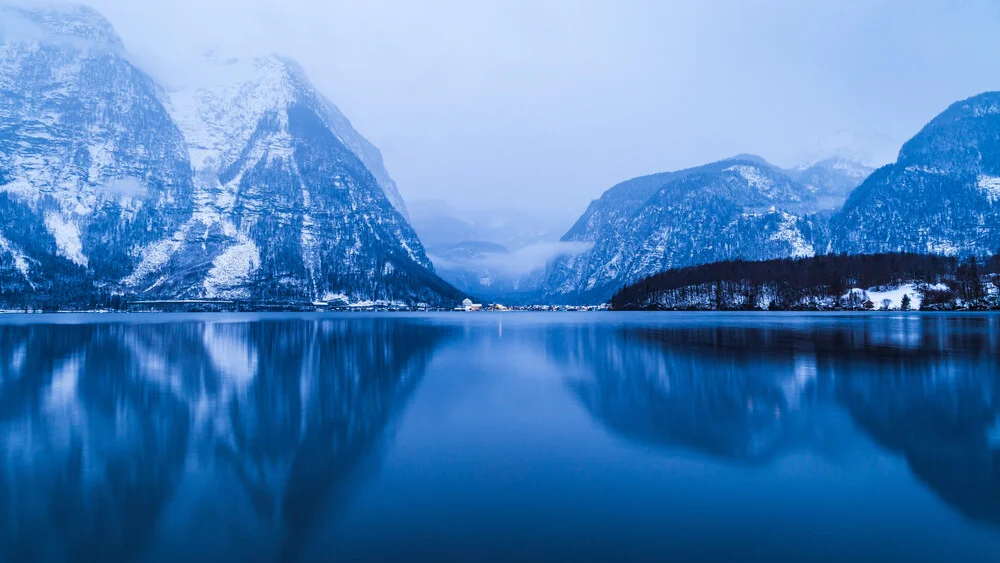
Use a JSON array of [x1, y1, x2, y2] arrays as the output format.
[[80, 0, 1000, 216]]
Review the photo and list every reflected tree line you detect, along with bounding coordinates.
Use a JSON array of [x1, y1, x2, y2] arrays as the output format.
[[547, 315, 1000, 527], [0, 318, 456, 562]]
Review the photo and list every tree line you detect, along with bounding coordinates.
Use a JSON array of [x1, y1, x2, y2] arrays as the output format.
[[611, 252, 1000, 311]]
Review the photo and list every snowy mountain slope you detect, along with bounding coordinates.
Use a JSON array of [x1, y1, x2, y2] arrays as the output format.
[[167, 55, 407, 217], [0, 192, 90, 299], [0, 3, 459, 306], [140, 53, 450, 303], [0, 3, 194, 283], [542, 156, 830, 303], [831, 92, 1000, 257]]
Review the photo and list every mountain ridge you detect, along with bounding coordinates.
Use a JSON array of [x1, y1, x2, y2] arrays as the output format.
[[542, 154, 862, 303]]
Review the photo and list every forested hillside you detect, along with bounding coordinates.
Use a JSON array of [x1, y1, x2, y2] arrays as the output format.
[[611, 253, 1000, 311]]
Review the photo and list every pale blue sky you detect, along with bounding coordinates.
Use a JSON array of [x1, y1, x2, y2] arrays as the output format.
[[85, 0, 1000, 215]]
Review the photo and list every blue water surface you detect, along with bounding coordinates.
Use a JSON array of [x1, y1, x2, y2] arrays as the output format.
[[2, 312, 999, 562]]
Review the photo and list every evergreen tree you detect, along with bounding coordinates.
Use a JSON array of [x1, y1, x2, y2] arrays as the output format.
[[956, 256, 984, 302]]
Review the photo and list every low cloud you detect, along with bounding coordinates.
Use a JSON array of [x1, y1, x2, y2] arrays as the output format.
[[431, 241, 593, 277], [103, 177, 150, 199], [0, 3, 123, 53], [0, 5, 50, 43]]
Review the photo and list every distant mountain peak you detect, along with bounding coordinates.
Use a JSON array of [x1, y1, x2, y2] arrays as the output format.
[[725, 153, 772, 166], [805, 155, 870, 170]]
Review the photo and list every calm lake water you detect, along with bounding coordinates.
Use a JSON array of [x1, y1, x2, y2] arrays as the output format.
[[2, 312, 1000, 562]]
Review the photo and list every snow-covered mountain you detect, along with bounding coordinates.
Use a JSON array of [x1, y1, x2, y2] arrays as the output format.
[[831, 92, 1000, 257], [0, 3, 195, 287], [0, 3, 459, 307], [545, 93, 1000, 305], [542, 155, 850, 303], [152, 53, 443, 303]]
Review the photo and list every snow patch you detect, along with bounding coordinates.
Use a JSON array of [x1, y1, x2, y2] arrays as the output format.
[[726, 165, 774, 196], [167, 56, 298, 173], [829, 158, 871, 179], [977, 175, 1000, 203], [769, 213, 814, 258], [203, 240, 260, 299], [905, 164, 946, 175], [123, 238, 180, 288], [925, 239, 960, 256], [0, 232, 32, 283], [44, 212, 87, 266], [972, 103, 1000, 117], [844, 284, 923, 310]]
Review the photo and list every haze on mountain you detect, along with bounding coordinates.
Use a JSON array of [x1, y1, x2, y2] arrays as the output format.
[[66, 0, 1000, 223], [407, 200, 587, 301]]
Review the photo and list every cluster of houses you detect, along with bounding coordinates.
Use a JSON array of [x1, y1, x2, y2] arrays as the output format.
[[302, 297, 610, 313], [456, 299, 607, 312], [458, 298, 484, 311], [514, 304, 608, 312]]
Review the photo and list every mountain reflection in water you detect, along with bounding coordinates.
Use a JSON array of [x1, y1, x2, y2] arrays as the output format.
[[0, 317, 454, 562], [551, 315, 1000, 527], [0, 313, 999, 562]]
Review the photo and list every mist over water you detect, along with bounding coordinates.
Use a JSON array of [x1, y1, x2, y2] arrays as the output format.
[[1, 313, 999, 561]]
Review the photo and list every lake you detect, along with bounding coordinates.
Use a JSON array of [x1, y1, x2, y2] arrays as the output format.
[[1, 312, 1000, 562]]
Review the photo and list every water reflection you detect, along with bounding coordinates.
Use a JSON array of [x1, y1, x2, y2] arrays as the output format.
[[552, 315, 1000, 527], [3, 313, 1000, 561], [1, 324, 190, 563], [0, 318, 454, 562], [842, 372, 1000, 526]]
